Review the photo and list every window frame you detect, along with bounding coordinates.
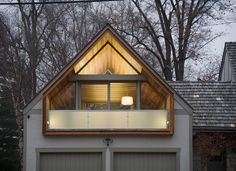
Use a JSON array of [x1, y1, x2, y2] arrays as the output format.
[[43, 74, 174, 136], [76, 81, 140, 110]]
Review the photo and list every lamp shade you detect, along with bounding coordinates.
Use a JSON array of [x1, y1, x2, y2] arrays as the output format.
[[121, 96, 133, 106]]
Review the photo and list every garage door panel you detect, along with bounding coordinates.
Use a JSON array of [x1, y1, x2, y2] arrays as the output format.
[[40, 152, 102, 171], [114, 152, 176, 171]]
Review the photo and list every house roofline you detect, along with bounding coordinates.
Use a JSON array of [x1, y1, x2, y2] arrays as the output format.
[[193, 126, 236, 132], [218, 42, 228, 81], [23, 23, 192, 114]]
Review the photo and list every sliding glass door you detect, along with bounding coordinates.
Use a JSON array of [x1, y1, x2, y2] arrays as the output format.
[[79, 82, 137, 110]]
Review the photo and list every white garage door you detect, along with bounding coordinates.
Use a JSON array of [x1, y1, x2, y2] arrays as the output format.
[[39, 152, 103, 171], [113, 152, 177, 171]]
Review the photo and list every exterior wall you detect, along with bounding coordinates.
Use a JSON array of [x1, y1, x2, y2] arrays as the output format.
[[221, 53, 234, 82], [24, 99, 192, 171]]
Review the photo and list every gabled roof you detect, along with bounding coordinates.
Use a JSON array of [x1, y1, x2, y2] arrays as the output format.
[[219, 42, 236, 81], [24, 24, 192, 114], [169, 81, 236, 130]]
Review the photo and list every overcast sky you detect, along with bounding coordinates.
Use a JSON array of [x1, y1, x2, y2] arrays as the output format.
[[209, 23, 236, 56], [186, 22, 236, 80]]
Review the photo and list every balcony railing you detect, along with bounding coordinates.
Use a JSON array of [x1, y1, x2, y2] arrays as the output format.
[[48, 110, 168, 130]]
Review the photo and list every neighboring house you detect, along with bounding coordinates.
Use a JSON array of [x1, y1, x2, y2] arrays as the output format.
[[170, 42, 236, 171], [23, 25, 193, 171], [170, 82, 236, 171]]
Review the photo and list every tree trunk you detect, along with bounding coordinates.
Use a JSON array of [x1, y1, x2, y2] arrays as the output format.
[[163, 66, 173, 81], [177, 60, 185, 81]]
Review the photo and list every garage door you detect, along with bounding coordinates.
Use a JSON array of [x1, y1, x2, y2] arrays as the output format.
[[40, 152, 103, 171], [113, 152, 176, 171]]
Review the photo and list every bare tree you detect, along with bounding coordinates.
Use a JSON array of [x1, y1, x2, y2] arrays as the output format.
[[17, 0, 46, 96], [109, 0, 232, 81], [0, 1, 68, 167], [37, 3, 107, 86], [0, 13, 28, 168]]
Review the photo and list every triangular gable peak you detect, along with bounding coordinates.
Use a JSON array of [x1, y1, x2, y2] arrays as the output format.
[[44, 26, 172, 96], [39, 25, 178, 135], [74, 31, 141, 75]]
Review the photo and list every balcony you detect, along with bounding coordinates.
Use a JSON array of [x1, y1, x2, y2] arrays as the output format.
[[48, 110, 169, 130]]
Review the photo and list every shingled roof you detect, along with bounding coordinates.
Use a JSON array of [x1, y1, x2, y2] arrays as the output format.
[[169, 82, 236, 130], [219, 42, 236, 81]]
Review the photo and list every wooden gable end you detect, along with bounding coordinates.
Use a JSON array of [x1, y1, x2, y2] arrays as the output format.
[[42, 25, 174, 135]]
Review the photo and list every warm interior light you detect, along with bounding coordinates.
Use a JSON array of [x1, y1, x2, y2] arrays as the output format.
[[121, 96, 133, 106]]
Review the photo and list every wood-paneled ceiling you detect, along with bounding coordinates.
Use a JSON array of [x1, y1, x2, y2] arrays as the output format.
[[78, 44, 138, 75], [73, 31, 142, 75]]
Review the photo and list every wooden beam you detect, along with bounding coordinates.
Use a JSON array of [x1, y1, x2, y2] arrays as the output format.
[[70, 75, 146, 81], [108, 82, 110, 110], [136, 81, 141, 109]]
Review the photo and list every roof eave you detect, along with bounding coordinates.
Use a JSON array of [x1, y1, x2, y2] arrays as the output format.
[[193, 126, 236, 132]]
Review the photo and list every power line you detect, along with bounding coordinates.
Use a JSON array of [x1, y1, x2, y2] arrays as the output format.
[[0, 0, 123, 5]]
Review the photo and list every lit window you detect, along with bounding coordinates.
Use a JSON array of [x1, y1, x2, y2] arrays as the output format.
[[81, 84, 108, 110], [110, 83, 136, 110]]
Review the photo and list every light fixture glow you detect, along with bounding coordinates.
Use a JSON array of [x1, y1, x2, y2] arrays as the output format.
[[121, 96, 133, 106]]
